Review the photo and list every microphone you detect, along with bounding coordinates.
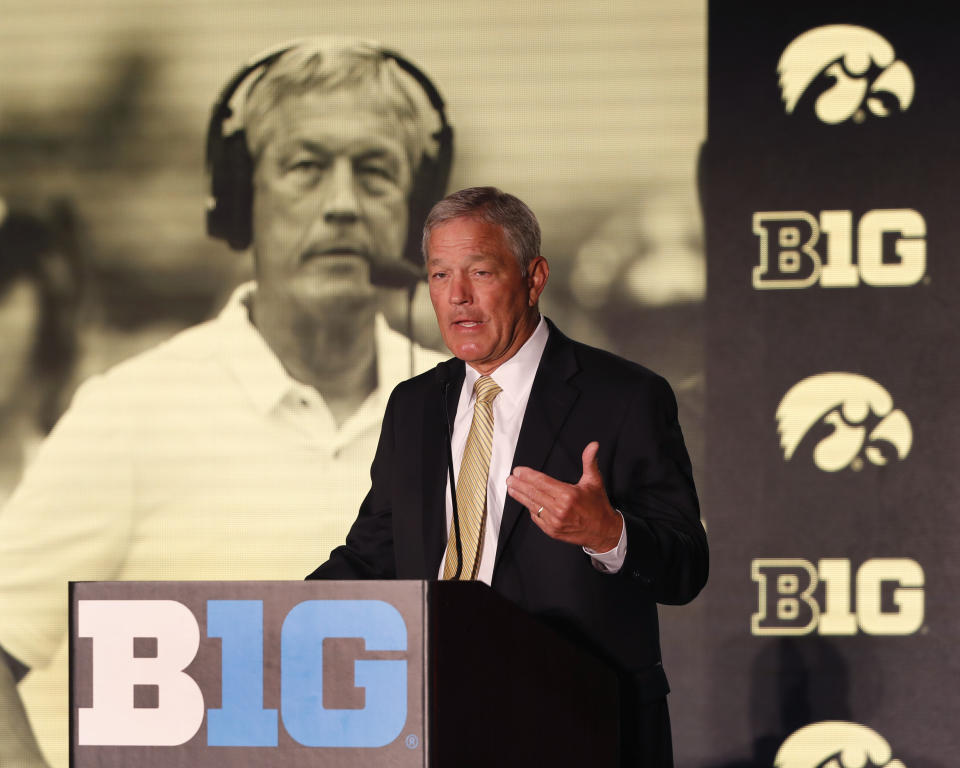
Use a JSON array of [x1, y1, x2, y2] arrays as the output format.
[[436, 363, 463, 579], [370, 256, 424, 378]]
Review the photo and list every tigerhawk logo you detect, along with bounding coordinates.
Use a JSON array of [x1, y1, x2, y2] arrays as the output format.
[[774, 721, 906, 768], [778, 25, 914, 124], [776, 373, 912, 472]]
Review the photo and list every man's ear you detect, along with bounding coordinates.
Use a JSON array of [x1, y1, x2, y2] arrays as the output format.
[[527, 256, 549, 306]]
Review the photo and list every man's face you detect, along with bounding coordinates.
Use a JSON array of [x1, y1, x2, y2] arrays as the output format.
[[427, 216, 548, 374], [250, 87, 412, 315]]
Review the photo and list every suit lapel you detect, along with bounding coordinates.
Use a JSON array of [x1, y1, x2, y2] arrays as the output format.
[[422, 357, 465, 575], [495, 320, 580, 566]]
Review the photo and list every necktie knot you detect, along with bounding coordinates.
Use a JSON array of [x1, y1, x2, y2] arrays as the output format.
[[474, 375, 502, 405]]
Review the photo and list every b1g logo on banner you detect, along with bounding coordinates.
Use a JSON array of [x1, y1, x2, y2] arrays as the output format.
[[753, 209, 926, 289], [751, 558, 924, 636]]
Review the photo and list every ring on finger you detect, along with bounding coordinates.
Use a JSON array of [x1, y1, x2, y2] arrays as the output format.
[[536, 505, 544, 518]]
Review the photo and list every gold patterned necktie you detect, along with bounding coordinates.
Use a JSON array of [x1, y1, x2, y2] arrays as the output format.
[[443, 375, 502, 580]]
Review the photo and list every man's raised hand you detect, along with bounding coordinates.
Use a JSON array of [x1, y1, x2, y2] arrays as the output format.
[[505, 441, 622, 552]]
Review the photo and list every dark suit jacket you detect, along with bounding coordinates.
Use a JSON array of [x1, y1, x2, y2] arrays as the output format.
[[308, 319, 708, 763]]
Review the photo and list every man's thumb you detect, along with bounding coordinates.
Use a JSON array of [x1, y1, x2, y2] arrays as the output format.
[[580, 441, 601, 483]]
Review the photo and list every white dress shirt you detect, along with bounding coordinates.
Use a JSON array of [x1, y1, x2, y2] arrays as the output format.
[[440, 316, 626, 585]]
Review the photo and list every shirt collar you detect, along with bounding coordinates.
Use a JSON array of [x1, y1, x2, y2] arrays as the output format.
[[217, 282, 296, 415], [463, 315, 549, 409]]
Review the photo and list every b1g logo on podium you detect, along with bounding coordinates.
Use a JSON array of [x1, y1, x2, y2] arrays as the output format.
[[778, 25, 915, 125], [774, 721, 907, 768], [751, 558, 924, 637], [753, 210, 926, 289], [77, 599, 408, 748]]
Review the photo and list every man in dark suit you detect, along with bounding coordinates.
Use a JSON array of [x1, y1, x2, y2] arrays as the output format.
[[308, 186, 708, 766]]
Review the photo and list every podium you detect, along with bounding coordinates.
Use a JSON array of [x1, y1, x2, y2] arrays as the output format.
[[70, 580, 620, 767]]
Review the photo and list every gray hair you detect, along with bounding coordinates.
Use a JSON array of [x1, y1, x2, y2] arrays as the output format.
[[421, 186, 541, 275], [242, 38, 439, 179]]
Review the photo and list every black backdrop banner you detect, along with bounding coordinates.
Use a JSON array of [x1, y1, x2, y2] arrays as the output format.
[[705, 1, 959, 765]]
